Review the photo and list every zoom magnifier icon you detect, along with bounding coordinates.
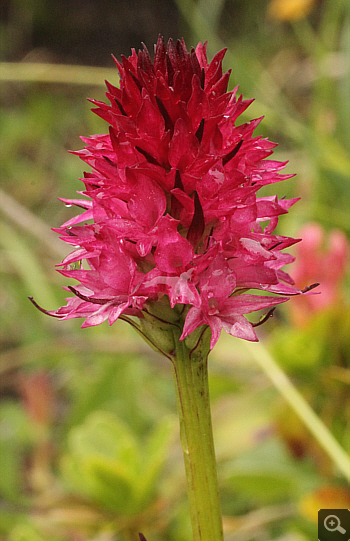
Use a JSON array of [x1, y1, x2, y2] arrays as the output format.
[[324, 515, 346, 535]]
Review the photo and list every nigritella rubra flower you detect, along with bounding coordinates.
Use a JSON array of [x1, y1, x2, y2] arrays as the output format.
[[32, 37, 308, 351]]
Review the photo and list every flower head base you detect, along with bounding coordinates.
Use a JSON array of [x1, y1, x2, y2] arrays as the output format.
[[39, 37, 305, 351]]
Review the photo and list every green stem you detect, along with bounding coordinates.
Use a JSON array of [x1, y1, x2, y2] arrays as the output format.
[[171, 331, 224, 541], [0, 62, 117, 86], [245, 341, 350, 482]]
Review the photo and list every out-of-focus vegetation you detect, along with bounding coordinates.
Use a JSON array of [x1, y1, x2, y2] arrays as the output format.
[[0, 0, 349, 540]]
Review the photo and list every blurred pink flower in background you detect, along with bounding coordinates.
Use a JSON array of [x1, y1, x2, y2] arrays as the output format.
[[290, 223, 348, 326]]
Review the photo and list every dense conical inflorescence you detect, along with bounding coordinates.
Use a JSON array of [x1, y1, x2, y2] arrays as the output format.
[[41, 37, 305, 349]]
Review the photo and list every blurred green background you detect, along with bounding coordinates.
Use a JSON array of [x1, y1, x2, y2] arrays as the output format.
[[0, 0, 349, 540]]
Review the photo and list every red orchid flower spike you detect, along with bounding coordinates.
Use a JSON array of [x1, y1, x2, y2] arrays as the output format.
[[32, 37, 307, 351]]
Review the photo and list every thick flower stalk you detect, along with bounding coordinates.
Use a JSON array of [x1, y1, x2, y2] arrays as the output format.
[[32, 37, 310, 541]]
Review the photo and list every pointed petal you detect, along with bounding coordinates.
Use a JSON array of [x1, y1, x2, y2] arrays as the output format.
[[221, 315, 258, 342], [168, 118, 199, 171], [221, 294, 288, 316], [128, 175, 166, 230]]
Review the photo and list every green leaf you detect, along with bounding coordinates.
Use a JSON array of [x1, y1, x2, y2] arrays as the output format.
[[0, 401, 34, 500], [9, 525, 45, 541], [224, 438, 318, 504], [137, 416, 177, 508], [61, 411, 141, 514]]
